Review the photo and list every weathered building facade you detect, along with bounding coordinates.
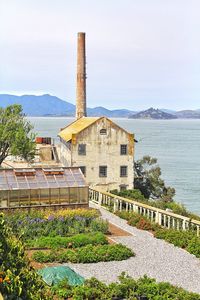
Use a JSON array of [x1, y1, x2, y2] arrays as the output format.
[[58, 117, 134, 191]]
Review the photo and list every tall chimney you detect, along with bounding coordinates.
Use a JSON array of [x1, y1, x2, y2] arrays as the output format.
[[76, 32, 87, 119]]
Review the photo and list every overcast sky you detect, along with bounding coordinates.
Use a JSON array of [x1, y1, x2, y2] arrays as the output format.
[[1, 0, 200, 110]]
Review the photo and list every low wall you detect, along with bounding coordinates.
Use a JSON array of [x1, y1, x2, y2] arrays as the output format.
[[89, 187, 200, 237]]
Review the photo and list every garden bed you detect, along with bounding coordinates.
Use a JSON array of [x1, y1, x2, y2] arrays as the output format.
[[3, 208, 134, 267]]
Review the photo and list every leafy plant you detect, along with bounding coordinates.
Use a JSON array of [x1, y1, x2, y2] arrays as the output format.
[[32, 244, 134, 264], [0, 213, 51, 300], [4, 208, 106, 242], [52, 272, 200, 300], [26, 232, 108, 249], [0, 104, 36, 165]]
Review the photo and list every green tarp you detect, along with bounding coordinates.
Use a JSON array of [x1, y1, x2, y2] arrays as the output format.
[[37, 266, 85, 286]]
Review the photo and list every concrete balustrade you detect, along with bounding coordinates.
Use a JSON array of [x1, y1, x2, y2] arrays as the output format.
[[89, 187, 200, 237]]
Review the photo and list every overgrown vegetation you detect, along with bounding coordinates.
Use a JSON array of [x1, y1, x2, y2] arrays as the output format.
[[32, 244, 134, 263], [4, 208, 108, 242], [116, 211, 200, 258], [0, 213, 51, 300], [26, 232, 108, 249], [0, 104, 36, 165], [111, 188, 200, 220], [155, 229, 200, 258], [52, 272, 200, 300], [134, 156, 175, 201]]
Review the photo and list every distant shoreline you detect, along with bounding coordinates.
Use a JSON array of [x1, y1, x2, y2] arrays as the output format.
[[26, 116, 200, 120]]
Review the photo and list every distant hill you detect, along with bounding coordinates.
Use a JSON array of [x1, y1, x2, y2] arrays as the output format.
[[175, 110, 200, 119], [0, 94, 75, 116], [129, 108, 177, 120], [87, 106, 135, 117], [160, 109, 177, 115], [0, 94, 135, 117], [1, 94, 200, 119]]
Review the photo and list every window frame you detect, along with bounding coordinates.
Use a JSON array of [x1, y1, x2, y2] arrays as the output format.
[[79, 166, 86, 176], [78, 144, 86, 155], [99, 166, 107, 177], [120, 166, 128, 177], [100, 129, 107, 135], [120, 144, 128, 155]]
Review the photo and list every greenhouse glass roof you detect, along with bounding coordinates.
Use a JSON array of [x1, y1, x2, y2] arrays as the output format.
[[0, 167, 87, 190]]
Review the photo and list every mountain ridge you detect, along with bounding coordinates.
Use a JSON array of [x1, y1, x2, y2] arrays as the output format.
[[0, 94, 136, 117], [0, 94, 200, 118]]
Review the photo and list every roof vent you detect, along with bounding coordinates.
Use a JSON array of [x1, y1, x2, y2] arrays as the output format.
[[100, 129, 107, 135], [43, 168, 64, 175], [14, 169, 36, 176]]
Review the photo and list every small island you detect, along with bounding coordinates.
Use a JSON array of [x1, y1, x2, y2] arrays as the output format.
[[129, 107, 177, 120]]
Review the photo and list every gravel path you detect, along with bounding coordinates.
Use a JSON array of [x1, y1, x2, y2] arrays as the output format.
[[65, 203, 200, 294]]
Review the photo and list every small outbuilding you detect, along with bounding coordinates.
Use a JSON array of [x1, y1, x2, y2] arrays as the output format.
[[0, 167, 88, 209]]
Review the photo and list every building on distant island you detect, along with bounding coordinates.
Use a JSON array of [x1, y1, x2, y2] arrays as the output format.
[[58, 32, 135, 191]]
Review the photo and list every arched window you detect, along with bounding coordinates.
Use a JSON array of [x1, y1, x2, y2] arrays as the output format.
[[100, 129, 107, 135]]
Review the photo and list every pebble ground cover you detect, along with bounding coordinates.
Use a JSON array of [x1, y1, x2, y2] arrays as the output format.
[[115, 210, 200, 258]]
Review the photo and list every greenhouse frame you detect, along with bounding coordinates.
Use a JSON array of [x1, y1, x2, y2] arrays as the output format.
[[0, 167, 88, 208]]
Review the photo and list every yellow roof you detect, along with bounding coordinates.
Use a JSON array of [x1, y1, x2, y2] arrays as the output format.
[[58, 117, 100, 142]]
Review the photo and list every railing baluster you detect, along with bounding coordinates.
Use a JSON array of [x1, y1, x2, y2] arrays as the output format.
[[89, 188, 200, 236]]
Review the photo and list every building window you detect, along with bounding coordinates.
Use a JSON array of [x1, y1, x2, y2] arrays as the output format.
[[99, 166, 107, 177], [120, 166, 128, 177], [100, 129, 107, 135], [120, 185, 127, 192], [78, 144, 86, 155], [120, 144, 127, 155], [80, 166, 86, 176]]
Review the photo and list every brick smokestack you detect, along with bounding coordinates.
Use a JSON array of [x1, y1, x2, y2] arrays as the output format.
[[76, 32, 87, 119]]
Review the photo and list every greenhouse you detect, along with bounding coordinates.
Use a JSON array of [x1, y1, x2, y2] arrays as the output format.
[[0, 167, 88, 208]]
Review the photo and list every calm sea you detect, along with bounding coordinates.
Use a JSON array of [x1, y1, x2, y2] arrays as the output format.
[[28, 117, 200, 214]]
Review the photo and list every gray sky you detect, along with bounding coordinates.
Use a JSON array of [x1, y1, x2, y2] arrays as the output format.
[[1, 0, 200, 110]]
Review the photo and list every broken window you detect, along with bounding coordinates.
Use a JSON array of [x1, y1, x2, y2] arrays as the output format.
[[79, 166, 86, 176], [78, 144, 86, 155]]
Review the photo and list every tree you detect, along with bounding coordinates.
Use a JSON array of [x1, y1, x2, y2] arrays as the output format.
[[134, 155, 175, 201], [0, 105, 36, 165]]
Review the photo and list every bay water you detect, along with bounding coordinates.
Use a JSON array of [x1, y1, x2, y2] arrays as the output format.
[[28, 117, 200, 214]]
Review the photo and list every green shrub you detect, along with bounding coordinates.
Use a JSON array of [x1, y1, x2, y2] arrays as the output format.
[[32, 244, 134, 264], [186, 237, 200, 258], [27, 232, 108, 249], [116, 211, 159, 232], [0, 213, 51, 300], [110, 189, 200, 221], [4, 209, 107, 242], [116, 210, 200, 259], [111, 189, 146, 201], [52, 272, 200, 300], [90, 219, 109, 233]]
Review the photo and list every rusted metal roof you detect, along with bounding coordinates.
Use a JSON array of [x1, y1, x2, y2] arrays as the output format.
[[0, 167, 87, 190], [58, 117, 100, 142]]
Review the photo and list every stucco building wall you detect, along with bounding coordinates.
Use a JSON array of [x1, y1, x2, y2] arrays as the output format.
[[59, 117, 134, 191]]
